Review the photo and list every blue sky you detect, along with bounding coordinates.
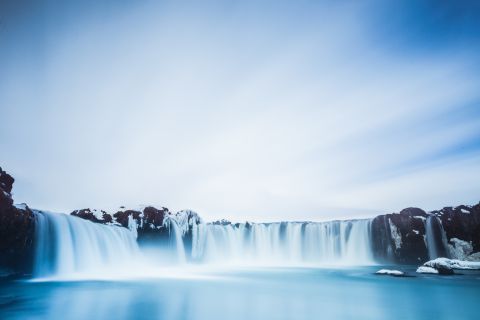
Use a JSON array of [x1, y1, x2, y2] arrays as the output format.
[[1, 0, 479, 221]]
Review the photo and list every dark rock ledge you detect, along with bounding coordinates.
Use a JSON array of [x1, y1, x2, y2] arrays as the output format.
[[0, 167, 35, 276]]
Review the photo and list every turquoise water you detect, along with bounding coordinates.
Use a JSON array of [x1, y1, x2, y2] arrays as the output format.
[[1, 267, 479, 320]]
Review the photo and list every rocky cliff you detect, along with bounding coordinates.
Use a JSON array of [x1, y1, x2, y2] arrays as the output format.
[[0, 167, 35, 276], [372, 204, 480, 264]]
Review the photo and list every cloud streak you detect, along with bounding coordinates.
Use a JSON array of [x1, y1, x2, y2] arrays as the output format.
[[1, 0, 479, 221]]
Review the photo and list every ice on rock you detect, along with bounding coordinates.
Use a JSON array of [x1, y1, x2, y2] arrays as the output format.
[[416, 266, 439, 274], [447, 238, 473, 260], [14, 203, 28, 210], [375, 269, 405, 276], [175, 210, 203, 236], [388, 218, 402, 249], [128, 214, 138, 239], [466, 252, 480, 262], [424, 257, 480, 270]]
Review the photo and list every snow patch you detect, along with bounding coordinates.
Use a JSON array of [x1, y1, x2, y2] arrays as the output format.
[[447, 238, 473, 260], [413, 216, 426, 221], [376, 269, 404, 276], [91, 209, 105, 221], [424, 257, 480, 270], [388, 218, 402, 249], [175, 210, 203, 236], [416, 266, 439, 274], [14, 203, 28, 210], [127, 215, 138, 239]]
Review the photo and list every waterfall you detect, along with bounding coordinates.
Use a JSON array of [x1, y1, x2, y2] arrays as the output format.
[[165, 216, 187, 264], [32, 211, 375, 278], [33, 211, 140, 278], [425, 215, 449, 260], [189, 219, 374, 265]]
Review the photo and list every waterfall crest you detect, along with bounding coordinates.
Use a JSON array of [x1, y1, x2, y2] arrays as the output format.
[[190, 220, 374, 265]]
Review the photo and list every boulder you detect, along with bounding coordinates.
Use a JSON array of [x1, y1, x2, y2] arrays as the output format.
[[417, 257, 480, 275]]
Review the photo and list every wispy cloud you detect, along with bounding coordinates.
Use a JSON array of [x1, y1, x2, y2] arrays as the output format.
[[1, 0, 479, 221]]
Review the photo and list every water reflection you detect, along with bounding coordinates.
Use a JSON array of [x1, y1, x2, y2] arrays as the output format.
[[1, 268, 479, 320]]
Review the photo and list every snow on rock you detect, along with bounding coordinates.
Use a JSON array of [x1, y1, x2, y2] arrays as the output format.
[[212, 219, 232, 226], [416, 266, 439, 274], [424, 257, 480, 270], [175, 210, 203, 236], [127, 214, 138, 239], [416, 257, 480, 275], [466, 252, 480, 262], [447, 238, 473, 260], [388, 218, 402, 249], [375, 269, 405, 276], [14, 203, 28, 210]]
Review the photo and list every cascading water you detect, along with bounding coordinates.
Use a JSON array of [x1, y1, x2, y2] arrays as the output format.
[[189, 219, 375, 265], [32, 210, 376, 279], [33, 211, 140, 278], [425, 215, 449, 260]]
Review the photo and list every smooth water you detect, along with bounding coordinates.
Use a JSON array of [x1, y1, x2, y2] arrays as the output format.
[[1, 267, 479, 320]]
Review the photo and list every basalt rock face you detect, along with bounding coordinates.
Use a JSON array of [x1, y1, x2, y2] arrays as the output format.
[[433, 204, 480, 253], [371, 208, 429, 264], [71, 206, 174, 245], [0, 168, 35, 276], [71, 208, 110, 224], [372, 204, 480, 265], [128, 206, 172, 245]]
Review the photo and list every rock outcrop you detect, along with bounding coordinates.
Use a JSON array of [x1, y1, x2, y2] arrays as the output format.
[[72, 206, 175, 245], [416, 257, 480, 275], [372, 203, 480, 265], [432, 205, 480, 253], [371, 207, 429, 264], [0, 168, 35, 276]]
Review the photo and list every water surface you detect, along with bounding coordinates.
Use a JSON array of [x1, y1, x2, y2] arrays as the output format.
[[1, 266, 479, 320]]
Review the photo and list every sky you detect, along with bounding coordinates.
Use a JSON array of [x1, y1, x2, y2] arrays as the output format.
[[1, 0, 480, 222]]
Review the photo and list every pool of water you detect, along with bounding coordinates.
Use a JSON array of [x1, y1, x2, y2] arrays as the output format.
[[1, 266, 479, 320]]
